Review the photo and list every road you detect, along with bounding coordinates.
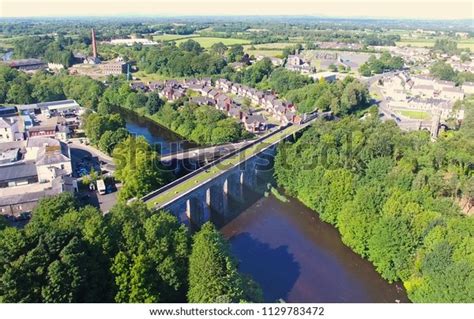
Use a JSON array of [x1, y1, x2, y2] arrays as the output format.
[[68, 138, 115, 171]]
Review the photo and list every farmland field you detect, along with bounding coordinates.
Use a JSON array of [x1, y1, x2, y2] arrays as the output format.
[[152, 34, 198, 41], [174, 37, 251, 48], [396, 38, 474, 50], [244, 42, 294, 49], [244, 49, 284, 58], [133, 71, 185, 82]]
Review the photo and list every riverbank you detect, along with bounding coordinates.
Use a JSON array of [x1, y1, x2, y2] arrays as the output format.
[[119, 107, 197, 154], [119, 103, 253, 147]]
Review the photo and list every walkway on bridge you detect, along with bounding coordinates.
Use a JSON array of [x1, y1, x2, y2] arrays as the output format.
[[143, 117, 318, 210], [159, 140, 255, 162]]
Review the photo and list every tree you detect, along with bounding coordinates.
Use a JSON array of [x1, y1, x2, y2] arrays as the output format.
[[179, 39, 203, 54], [145, 92, 164, 115], [210, 42, 228, 56], [430, 61, 457, 81], [83, 113, 125, 145], [109, 204, 190, 303], [7, 77, 32, 104], [98, 128, 129, 155], [227, 44, 244, 63], [359, 63, 372, 76], [188, 223, 262, 303], [113, 136, 168, 201], [0, 194, 111, 303]]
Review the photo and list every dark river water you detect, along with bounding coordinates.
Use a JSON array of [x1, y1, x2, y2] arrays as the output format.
[[221, 193, 409, 303], [122, 108, 409, 303], [120, 108, 196, 155]]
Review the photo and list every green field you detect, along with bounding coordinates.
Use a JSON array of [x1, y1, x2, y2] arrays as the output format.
[[399, 110, 431, 120], [146, 124, 304, 209], [152, 34, 198, 41], [174, 37, 251, 48], [396, 38, 474, 50], [133, 71, 185, 82], [245, 42, 294, 49], [245, 49, 284, 58]]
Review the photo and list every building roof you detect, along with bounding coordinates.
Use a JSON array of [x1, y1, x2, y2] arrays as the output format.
[[29, 125, 57, 133], [245, 114, 266, 124], [8, 59, 45, 67], [413, 84, 435, 90], [0, 162, 37, 182], [17, 99, 79, 111], [36, 142, 70, 166], [442, 87, 463, 93], [0, 175, 72, 206]]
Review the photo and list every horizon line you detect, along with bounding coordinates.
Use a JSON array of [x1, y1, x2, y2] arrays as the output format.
[[0, 14, 473, 22]]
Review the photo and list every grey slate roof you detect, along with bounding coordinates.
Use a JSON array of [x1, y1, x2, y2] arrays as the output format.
[[0, 162, 37, 182]]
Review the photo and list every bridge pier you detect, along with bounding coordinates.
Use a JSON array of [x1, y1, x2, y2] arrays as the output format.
[[240, 160, 257, 188], [206, 183, 228, 216], [224, 173, 243, 203], [186, 196, 210, 227]]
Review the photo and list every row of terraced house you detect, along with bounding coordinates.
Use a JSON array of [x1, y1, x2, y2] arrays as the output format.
[[130, 78, 302, 132], [214, 79, 301, 125]]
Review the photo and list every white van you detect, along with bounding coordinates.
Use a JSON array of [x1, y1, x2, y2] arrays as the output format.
[[97, 179, 106, 195]]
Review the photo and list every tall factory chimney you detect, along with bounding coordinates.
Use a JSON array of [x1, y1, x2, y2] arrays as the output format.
[[91, 28, 97, 58]]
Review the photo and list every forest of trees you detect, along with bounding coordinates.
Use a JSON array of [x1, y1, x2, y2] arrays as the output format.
[[0, 194, 262, 303], [150, 102, 252, 145], [274, 98, 474, 302], [135, 41, 229, 77], [0, 65, 104, 107], [284, 76, 370, 114]]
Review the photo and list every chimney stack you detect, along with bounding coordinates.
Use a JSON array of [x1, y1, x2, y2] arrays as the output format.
[[91, 28, 97, 58]]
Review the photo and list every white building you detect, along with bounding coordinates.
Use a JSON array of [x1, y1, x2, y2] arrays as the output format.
[[109, 38, 158, 46], [0, 118, 20, 143]]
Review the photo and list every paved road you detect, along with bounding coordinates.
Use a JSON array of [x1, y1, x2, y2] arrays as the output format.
[[68, 139, 115, 171]]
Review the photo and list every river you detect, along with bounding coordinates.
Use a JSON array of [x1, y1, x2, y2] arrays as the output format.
[[220, 189, 409, 303], [120, 108, 196, 155], [122, 108, 409, 303]]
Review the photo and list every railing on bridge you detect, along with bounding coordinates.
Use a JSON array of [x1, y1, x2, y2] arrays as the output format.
[[140, 124, 288, 203], [140, 113, 322, 206]]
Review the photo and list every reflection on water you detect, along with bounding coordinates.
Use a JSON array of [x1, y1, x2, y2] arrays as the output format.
[[219, 183, 409, 303], [120, 108, 196, 155], [122, 107, 409, 302]]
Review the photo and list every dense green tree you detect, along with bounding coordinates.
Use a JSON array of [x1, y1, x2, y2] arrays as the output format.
[[98, 128, 130, 155], [210, 42, 228, 56], [83, 113, 125, 145], [274, 103, 474, 302], [227, 44, 245, 63], [188, 223, 262, 303], [179, 39, 203, 54], [145, 92, 164, 115], [430, 61, 457, 81], [113, 136, 168, 201]]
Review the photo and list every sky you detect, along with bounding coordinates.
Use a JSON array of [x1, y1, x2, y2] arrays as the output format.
[[0, 0, 473, 20]]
